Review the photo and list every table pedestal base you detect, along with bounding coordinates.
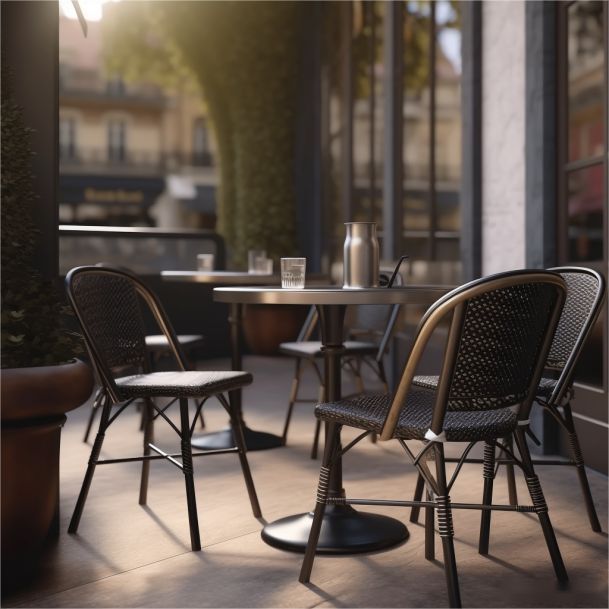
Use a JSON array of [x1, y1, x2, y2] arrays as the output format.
[[261, 504, 409, 554], [191, 426, 282, 452]]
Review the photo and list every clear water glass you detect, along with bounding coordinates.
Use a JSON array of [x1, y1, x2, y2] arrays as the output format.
[[248, 249, 267, 274], [281, 257, 306, 289], [197, 253, 215, 271]]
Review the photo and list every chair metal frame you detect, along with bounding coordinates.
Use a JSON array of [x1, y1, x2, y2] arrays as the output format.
[[410, 266, 606, 533], [65, 265, 261, 551], [298, 270, 568, 608]]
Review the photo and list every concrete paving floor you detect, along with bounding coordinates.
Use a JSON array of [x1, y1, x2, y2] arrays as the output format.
[[3, 355, 607, 608]]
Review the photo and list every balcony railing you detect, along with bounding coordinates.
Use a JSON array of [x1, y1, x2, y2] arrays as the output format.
[[60, 148, 214, 172]]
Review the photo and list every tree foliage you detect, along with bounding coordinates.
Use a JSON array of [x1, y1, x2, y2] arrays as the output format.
[[103, 1, 306, 265]]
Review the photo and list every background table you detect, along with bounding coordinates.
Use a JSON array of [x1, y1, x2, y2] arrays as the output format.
[[162, 271, 283, 451], [214, 285, 450, 554]]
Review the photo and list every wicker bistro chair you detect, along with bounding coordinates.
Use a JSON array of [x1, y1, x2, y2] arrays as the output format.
[[82, 263, 207, 444], [65, 265, 261, 551], [409, 266, 606, 533], [299, 270, 568, 608]]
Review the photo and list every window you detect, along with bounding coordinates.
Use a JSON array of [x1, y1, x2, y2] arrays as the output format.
[[106, 75, 126, 96], [321, 1, 462, 278], [192, 117, 211, 166], [59, 116, 77, 160], [107, 118, 126, 163], [557, 0, 607, 389]]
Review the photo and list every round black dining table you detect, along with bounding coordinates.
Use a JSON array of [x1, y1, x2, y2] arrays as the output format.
[[214, 284, 450, 555]]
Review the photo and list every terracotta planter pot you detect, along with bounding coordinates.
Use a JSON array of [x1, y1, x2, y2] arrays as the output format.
[[242, 304, 308, 356], [1, 359, 93, 585]]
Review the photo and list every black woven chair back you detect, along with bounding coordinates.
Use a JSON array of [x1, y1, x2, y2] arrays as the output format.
[[66, 266, 185, 401], [446, 281, 562, 411], [381, 270, 567, 440], [545, 267, 605, 372]]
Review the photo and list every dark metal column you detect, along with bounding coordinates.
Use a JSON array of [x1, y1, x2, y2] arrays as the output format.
[[428, 1, 438, 261], [525, 1, 560, 455], [460, 1, 482, 281], [341, 2, 355, 223], [383, 0, 404, 260], [1, 1, 59, 280], [295, 1, 324, 272]]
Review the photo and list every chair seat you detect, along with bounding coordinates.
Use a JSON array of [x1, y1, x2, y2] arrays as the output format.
[[413, 375, 558, 400], [145, 334, 205, 351], [279, 340, 377, 358], [315, 390, 518, 442], [116, 370, 252, 399]]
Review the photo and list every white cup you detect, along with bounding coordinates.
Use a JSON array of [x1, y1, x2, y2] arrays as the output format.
[[197, 253, 215, 271], [281, 257, 306, 289]]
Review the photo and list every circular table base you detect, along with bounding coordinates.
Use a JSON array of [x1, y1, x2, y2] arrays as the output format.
[[191, 426, 282, 452], [261, 504, 409, 554]]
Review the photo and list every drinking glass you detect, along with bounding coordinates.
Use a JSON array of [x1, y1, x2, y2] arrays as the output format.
[[255, 258, 273, 274], [197, 253, 215, 271], [280, 257, 306, 289], [248, 249, 267, 274]]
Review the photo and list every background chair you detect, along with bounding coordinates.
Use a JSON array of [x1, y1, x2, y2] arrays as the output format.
[[66, 265, 261, 551], [299, 270, 567, 608], [279, 301, 401, 458], [409, 266, 606, 532], [82, 277, 206, 443]]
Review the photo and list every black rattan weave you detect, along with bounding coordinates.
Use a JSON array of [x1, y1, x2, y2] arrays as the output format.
[[413, 374, 558, 399], [316, 391, 518, 442], [116, 370, 252, 399], [70, 271, 148, 374], [546, 271, 600, 369], [445, 283, 558, 411]]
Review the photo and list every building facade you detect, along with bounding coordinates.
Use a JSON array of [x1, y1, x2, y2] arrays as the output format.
[[58, 14, 217, 229]]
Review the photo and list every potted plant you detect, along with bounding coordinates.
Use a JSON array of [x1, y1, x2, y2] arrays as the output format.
[[1, 68, 93, 588]]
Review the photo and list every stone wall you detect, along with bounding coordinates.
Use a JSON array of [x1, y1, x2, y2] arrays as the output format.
[[481, 0, 526, 274]]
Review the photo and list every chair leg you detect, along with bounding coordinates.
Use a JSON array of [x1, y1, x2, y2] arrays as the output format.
[[179, 397, 201, 551], [282, 359, 302, 446], [224, 391, 262, 518], [139, 398, 154, 505], [563, 403, 602, 532], [478, 441, 496, 555], [503, 434, 518, 506], [310, 383, 325, 460], [69, 395, 111, 533], [299, 422, 340, 584], [433, 444, 461, 609], [425, 488, 435, 561], [410, 473, 425, 523], [197, 403, 206, 429], [83, 387, 103, 443], [352, 360, 365, 394], [514, 428, 568, 582]]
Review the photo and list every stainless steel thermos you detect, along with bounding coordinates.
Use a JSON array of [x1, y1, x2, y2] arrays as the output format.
[[343, 222, 380, 288]]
